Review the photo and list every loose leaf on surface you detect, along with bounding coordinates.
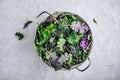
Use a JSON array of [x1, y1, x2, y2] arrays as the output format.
[[15, 32, 24, 40], [93, 18, 97, 24]]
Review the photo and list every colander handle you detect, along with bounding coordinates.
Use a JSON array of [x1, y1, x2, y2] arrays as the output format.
[[76, 57, 91, 72], [35, 11, 52, 25], [36, 11, 52, 18]]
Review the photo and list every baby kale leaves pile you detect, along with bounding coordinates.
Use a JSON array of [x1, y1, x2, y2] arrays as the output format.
[[35, 12, 90, 70]]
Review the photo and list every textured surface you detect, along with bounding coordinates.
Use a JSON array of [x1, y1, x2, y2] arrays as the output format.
[[0, 0, 120, 80]]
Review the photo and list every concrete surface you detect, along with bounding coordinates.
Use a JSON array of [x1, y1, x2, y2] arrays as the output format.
[[0, 0, 120, 80]]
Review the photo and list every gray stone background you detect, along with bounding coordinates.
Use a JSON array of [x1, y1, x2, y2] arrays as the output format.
[[0, 0, 120, 80]]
